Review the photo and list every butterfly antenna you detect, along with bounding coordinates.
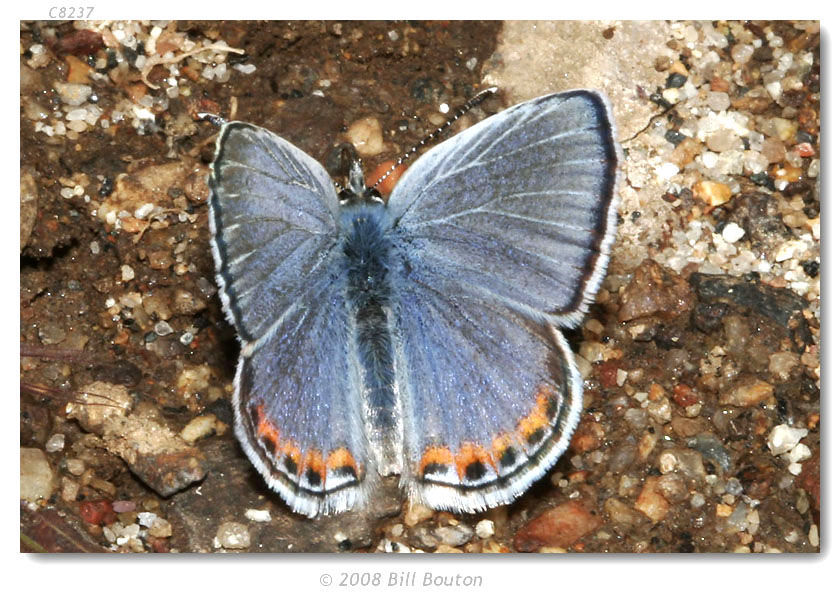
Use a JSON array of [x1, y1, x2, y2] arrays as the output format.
[[372, 86, 499, 190]]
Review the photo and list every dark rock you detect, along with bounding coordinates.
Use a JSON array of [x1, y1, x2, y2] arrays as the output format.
[[618, 260, 693, 322], [689, 272, 809, 336], [727, 192, 789, 255], [692, 302, 730, 333]]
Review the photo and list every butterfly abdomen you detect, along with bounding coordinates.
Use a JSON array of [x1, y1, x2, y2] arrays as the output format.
[[340, 205, 401, 473]]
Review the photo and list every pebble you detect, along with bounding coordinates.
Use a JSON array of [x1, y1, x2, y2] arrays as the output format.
[[245, 508, 271, 522], [434, 523, 473, 547], [475, 519, 495, 539], [706, 91, 731, 112], [112, 500, 137, 513], [20, 448, 57, 501], [513, 499, 602, 551], [686, 433, 732, 472], [604, 497, 646, 527], [148, 516, 173, 538], [176, 365, 212, 399], [345, 116, 385, 157], [61, 477, 80, 502], [215, 522, 251, 550], [721, 222, 745, 243], [38, 321, 67, 345], [706, 129, 740, 153], [66, 458, 86, 476], [172, 288, 207, 315], [404, 502, 434, 527], [45, 433, 65, 453], [693, 180, 732, 207], [54, 82, 92, 106], [771, 117, 797, 142], [767, 424, 808, 456], [635, 476, 670, 522], [154, 320, 174, 336], [120, 264, 135, 281], [617, 259, 692, 321], [67, 381, 133, 430], [719, 377, 774, 407], [180, 413, 227, 443], [768, 351, 800, 381]]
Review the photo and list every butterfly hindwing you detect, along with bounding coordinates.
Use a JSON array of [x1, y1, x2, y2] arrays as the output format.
[[209, 123, 370, 516], [389, 261, 582, 512]]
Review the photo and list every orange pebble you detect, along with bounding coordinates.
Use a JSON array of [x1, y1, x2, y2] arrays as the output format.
[[367, 161, 408, 196]]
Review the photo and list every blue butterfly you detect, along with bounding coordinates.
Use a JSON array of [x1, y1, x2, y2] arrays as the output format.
[[208, 90, 620, 517]]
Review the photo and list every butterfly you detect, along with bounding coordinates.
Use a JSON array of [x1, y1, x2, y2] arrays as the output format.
[[207, 89, 620, 517]]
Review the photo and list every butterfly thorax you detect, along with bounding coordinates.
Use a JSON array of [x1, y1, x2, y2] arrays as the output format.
[[338, 202, 401, 475]]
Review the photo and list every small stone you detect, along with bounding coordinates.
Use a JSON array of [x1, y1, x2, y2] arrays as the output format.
[[54, 81, 92, 106], [148, 516, 173, 538], [617, 259, 692, 322], [767, 424, 808, 456], [719, 377, 774, 407], [707, 129, 740, 153], [215, 522, 251, 550], [176, 365, 212, 400], [761, 137, 787, 164], [731, 43, 754, 64], [706, 91, 731, 112], [154, 320, 174, 336], [172, 289, 207, 316], [721, 222, 745, 243], [768, 351, 800, 381], [180, 413, 227, 443], [112, 500, 137, 513], [434, 523, 473, 547], [603, 497, 646, 527], [771, 117, 797, 142], [20, 448, 57, 502], [61, 476, 80, 502], [475, 519, 495, 539], [148, 251, 173, 270], [635, 476, 670, 522], [120, 264, 135, 281], [404, 502, 434, 527], [788, 443, 811, 464], [66, 458, 85, 476], [774, 239, 807, 262], [647, 395, 672, 425], [345, 117, 384, 157], [45, 433, 65, 453], [245, 508, 271, 522], [693, 180, 732, 207], [37, 321, 67, 345], [66, 381, 133, 430], [20, 171, 38, 252], [513, 499, 602, 551]]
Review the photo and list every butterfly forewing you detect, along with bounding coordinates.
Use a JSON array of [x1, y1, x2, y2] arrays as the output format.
[[387, 90, 619, 328]]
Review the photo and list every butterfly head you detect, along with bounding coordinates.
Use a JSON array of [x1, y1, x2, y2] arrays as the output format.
[[338, 159, 384, 207]]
